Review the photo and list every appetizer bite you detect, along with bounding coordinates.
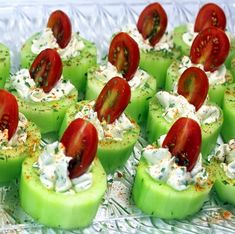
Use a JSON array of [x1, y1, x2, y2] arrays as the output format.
[[0, 89, 40, 184], [147, 66, 223, 158], [166, 26, 232, 107], [208, 139, 235, 205], [123, 2, 179, 89], [86, 32, 156, 124], [20, 118, 106, 229], [0, 43, 10, 88], [60, 77, 140, 173], [8, 48, 78, 134], [20, 10, 97, 95], [133, 117, 212, 219]]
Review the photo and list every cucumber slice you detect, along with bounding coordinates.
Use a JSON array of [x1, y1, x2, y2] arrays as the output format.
[[59, 100, 140, 174], [20, 33, 97, 94], [20, 156, 106, 229], [132, 159, 212, 219], [165, 60, 233, 107], [0, 43, 10, 88], [225, 38, 235, 70], [146, 96, 223, 158], [85, 66, 156, 125], [11, 89, 78, 134], [139, 49, 178, 90], [173, 25, 190, 56], [0, 121, 40, 185], [207, 159, 235, 205], [221, 83, 235, 142], [229, 56, 235, 82]]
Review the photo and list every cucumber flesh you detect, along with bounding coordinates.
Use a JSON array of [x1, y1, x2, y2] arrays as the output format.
[[0, 43, 10, 88], [0, 121, 41, 185], [132, 159, 212, 219], [20, 156, 106, 229]]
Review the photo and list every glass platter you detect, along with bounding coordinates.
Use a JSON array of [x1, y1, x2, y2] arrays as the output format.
[[1, 0, 235, 233]]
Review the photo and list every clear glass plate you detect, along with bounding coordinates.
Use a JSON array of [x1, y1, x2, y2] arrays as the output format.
[[0, 1, 235, 233]]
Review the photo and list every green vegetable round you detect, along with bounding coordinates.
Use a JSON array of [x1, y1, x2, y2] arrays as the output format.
[[20, 157, 106, 229], [165, 60, 233, 107], [59, 100, 140, 174], [0, 43, 10, 88], [85, 66, 156, 125], [132, 159, 212, 219], [0, 121, 41, 185], [146, 96, 223, 158], [20, 33, 97, 95]]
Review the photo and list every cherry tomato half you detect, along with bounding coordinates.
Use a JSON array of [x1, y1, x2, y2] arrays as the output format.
[[194, 3, 226, 32], [177, 67, 209, 111], [61, 118, 98, 179], [0, 89, 19, 140], [94, 76, 131, 124], [137, 3, 167, 46], [108, 32, 140, 81], [29, 48, 62, 93], [190, 27, 230, 72], [162, 117, 202, 172], [47, 10, 72, 49]]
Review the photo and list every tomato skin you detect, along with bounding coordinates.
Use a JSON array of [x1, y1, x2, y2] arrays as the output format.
[[94, 76, 131, 124], [177, 67, 209, 111], [108, 32, 140, 81], [61, 118, 98, 179], [0, 89, 19, 140], [190, 27, 230, 72], [194, 3, 226, 32], [137, 2, 167, 46], [29, 48, 62, 93], [47, 10, 72, 49], [162, 117, 202, 172]]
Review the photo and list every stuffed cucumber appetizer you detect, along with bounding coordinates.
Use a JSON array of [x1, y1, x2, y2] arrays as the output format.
[[173, 3, 227, 57], [8, 49, 78, 134], [0, 90, 40, 184], [221, 83, 235, 142], [61, 77, 140, 173], [166, 27, 232, 107], [122, 3, 179, 90], [20, 118, 106, 229], [207, 139, 235, 205], [133, 117, 212, 219], [0, 43, 10, 88], [20, 10, 96, 95], [86, 32, 156, 125], [147, 67, 223, 158]]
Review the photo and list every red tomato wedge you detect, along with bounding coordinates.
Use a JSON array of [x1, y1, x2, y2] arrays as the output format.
[[137, 3, 167, 46], [94, 77, 131, 124], [108, 32, 140, 81], [47, 10, 72, 48], [162, 117, 202, 172], [177, 67, 209, 111], [194, 3, 226, 32], [190, 27, 230, 72], [0, 89, 19, 140], [61, 118, 98, 179], [29, 48, 62, 93]]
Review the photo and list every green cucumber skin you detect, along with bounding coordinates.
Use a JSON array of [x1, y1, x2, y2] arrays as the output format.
[[20, 33, 97, 94], [59, 100, 140, 174], [0, 43, 10, 88], [221, 83, 235, 142], [0, 122, 40, 185], [139, 49, 176, 90], [85, 66, 156, 125], [20, 157, 106, 229], [132, 159, 212, 219], [173, 25, 190, 56], [13, 89, 78, 134], [165, 60, 234, 107], [229, 56, 235, 83], [146, 97, 223, 158]]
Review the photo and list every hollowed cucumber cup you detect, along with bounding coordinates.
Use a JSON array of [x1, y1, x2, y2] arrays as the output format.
[[0, 43, 10, 88]]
